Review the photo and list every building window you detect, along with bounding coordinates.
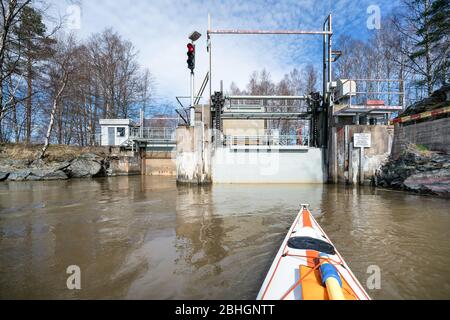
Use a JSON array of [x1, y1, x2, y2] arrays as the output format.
[[117, 127, 126, 137]]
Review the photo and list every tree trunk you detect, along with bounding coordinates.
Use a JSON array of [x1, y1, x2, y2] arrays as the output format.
[[13, 102, 19, 143], [424, 0, 433, 96], [425, 41, 432, 95], [57, 103, 63, 144], [39, 97, 58, 159], [39, 74, 68, 160], [399, 62, 405, 108], [88, 93, 93, 146], [26, 56, 33, 144], [92, 89, 99, 145], [0, 86, 3, 142]]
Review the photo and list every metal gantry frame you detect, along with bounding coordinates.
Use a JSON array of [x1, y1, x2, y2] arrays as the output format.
[[206, 13, 334, 147], [223, 95, 310, 120]]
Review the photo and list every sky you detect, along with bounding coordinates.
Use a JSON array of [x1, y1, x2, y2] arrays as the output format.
[[47, 0, 402, 111]]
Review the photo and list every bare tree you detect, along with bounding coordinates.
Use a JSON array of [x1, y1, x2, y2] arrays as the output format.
[[229, 81, 242, 95], [39, 35, 76, 159], [303, 64, 318, 94], [0, 0, 32, 140]]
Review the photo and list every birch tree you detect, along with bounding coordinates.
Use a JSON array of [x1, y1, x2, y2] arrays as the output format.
[[39, 35, 76, 159]]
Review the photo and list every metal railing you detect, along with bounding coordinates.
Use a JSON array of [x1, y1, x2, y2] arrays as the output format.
[[224, 135, 308, 147], [130, 127, 176, 141], [226, 96, 309, 113], [217, 130, 310, 148], [334, 79, 405, 109]]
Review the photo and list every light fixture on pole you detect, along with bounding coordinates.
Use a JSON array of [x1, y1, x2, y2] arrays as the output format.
[[189, 31, 202, 42]]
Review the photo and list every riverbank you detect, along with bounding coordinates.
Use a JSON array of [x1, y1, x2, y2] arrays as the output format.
[[375, 144, 450, 198], [0, 144, 121, 181]]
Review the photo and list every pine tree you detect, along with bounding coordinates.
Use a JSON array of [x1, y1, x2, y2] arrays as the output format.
[[15, 5, 53, 144], [407, 0, 449, 94], [426, 0, 449, 85]]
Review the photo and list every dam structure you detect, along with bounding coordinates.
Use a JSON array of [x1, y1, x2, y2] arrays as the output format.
[[174, 14, 403, 185], [98, 14, 404, 185]]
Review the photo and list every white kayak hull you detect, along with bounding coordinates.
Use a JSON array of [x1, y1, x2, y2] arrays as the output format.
[[257, 205, 371, 300]]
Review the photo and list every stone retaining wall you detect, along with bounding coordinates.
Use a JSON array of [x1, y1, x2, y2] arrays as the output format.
[[392, 118, 450, 158]]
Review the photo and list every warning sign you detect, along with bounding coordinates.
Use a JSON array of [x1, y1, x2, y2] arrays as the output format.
[[354, 133, 371, 148]]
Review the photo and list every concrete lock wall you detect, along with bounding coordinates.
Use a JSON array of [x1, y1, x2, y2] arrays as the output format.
[[143, 151, 176, 176], [392, 118, 450, 158], [109, 155, 141, 176], [211, 147, 326, 184], [329, 125, 394, 185]]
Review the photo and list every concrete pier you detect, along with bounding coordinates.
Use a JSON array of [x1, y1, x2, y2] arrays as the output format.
[[328, 125, 394, 185], [176, 125, 211, 184]]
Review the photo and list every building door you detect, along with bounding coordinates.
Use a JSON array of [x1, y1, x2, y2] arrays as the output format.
[[108, 127, 115, 145]]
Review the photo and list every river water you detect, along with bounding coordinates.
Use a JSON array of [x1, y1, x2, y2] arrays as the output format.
[[0, 176, 449, 300]]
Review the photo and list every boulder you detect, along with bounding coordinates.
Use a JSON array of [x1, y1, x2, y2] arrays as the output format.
[[0, 171, 9, 181], [376, 144, 450, 197], [7, 169, 31, 181], [67, 155, 104, 178], [30, 160, 71, 172], [0, 159, 28, 172], [404, 169, 450, 197], [55, 161, 71, 171], [78, 153, 102, 161], [28, 169, 69, 181]]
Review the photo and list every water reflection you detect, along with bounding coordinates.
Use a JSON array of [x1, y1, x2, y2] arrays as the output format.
[[0, 176, 449, 300]]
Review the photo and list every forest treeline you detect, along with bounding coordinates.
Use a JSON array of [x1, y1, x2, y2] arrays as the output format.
[[0, 1, 152, 149]]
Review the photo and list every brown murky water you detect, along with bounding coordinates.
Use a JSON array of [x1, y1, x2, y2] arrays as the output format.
[[0, 176, 449, 300]]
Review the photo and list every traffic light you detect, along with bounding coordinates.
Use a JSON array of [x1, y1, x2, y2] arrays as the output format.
[[187, 43, 195, 71]]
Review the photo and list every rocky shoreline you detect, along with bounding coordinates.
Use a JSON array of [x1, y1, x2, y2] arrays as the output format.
[[0, 153, 113, 182], [375, 145, 450, 198]]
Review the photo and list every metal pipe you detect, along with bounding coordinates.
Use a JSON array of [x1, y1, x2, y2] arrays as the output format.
[[194, 72, 210, 105], [140, 107, 144, 138], [208, 29, 332, 35], [351, 79, 406, 82], [328, 14, 332, 102], [221, 112, 310, 120], [144, 117, 178, 120], [226, 95, 308, 100], [323, 17, 328, 103], [322, 15, 329, 149], [175, 110, 188, 125], [190, 71, 195, 127], [177, 96, 203, 99], [353, 91, 404, 95], [208, 13, 212, 129]]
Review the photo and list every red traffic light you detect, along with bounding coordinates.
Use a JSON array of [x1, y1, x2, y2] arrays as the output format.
[[187, 43, 195, 71]]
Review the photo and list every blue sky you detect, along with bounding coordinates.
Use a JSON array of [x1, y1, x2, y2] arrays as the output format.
[[48, 0, 402, 110]]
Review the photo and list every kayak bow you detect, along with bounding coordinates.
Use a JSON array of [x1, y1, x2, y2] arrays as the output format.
[[257, 204, 371, 300]]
